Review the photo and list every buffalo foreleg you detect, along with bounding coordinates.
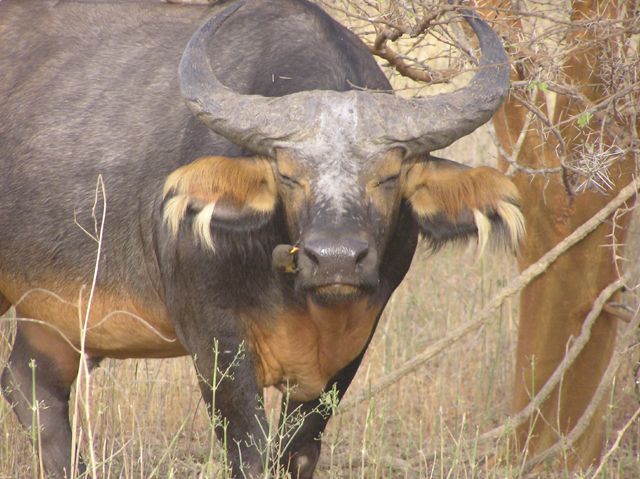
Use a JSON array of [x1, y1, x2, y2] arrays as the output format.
[[190, 336, 267, 478], [1, 323, 82, 478], [279, 350, 366, 479], [163, 240, 273, 477]]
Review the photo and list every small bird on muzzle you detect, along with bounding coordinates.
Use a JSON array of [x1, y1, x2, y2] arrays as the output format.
[[272, 244, 299, 274]]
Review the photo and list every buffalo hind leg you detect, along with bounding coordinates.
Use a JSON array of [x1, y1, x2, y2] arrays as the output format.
[[280, 351, 365, 479], [1, 322, 81, 478]]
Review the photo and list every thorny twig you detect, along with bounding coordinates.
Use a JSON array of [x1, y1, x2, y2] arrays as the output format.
[[486, 116, 562, 176], [322, 0, 638, 182]]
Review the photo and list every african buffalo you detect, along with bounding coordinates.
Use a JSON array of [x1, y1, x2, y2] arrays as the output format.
[[0, 0, 524, 477]]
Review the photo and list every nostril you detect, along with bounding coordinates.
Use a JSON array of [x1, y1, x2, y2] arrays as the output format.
[[302, 237, 370, 268], [303, 246, 320, 265], [355, 245, 369, 265], [348, 238, 369, 265]]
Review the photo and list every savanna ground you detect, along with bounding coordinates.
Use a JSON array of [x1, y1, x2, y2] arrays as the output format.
[[2, 0, 640, 478]]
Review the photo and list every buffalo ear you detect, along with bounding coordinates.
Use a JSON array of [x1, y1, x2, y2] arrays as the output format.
[[403, 156, 525, 253], [162, 155, 277, 249]]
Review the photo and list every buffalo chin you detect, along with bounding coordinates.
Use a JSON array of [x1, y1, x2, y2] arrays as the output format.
[[307, 284, 368, 306]]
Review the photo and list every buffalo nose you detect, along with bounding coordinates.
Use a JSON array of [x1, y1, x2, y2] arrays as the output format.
[[303, 237, 370, 270]]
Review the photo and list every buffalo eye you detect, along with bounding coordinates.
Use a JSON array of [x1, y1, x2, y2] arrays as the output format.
[[375, 174, 400, 189], [278, 172, 302, 188]]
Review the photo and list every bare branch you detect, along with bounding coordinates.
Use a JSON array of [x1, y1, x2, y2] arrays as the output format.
[[522, 301, 640, 472], [340, 178, 640, 411]]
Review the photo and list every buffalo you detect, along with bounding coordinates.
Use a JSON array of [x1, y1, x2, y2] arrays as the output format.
[[0, 0, 524, 477]]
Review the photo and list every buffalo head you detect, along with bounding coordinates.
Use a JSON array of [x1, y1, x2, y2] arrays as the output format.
[[164, 1, 524, 305]]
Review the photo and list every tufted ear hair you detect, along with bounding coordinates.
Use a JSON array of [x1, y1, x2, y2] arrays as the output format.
[[162, 155, 277, 250], [403, 155, 525, 253]]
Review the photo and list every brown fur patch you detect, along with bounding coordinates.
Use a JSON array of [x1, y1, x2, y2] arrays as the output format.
[[364, 149, 404, 219], [163, 156, 278, 247], [246, 299, 381, 402], [274, 150, 313, 239], [404, 164, 520, 219], [404, 163, 525, 250], [163, 155, 276, 208], [1, 278, 185, 359], [371, 149, 404, 181]]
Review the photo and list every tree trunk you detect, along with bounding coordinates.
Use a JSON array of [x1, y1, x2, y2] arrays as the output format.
[[486, 0, 637, 468]]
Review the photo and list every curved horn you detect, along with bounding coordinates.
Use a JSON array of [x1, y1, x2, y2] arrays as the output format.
[[179, 0, 307, 155], [374, 8, 510, 153], [179, 3, 509, 157]]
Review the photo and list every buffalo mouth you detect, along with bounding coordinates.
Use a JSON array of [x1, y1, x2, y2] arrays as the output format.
[[306, 283, 372, 306]]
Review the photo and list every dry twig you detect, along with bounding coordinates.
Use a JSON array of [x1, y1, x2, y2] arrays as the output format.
[[522, 302, 640, 472]]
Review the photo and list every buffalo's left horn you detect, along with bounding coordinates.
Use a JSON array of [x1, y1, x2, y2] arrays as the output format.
[[179, 2, 509, 157]]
